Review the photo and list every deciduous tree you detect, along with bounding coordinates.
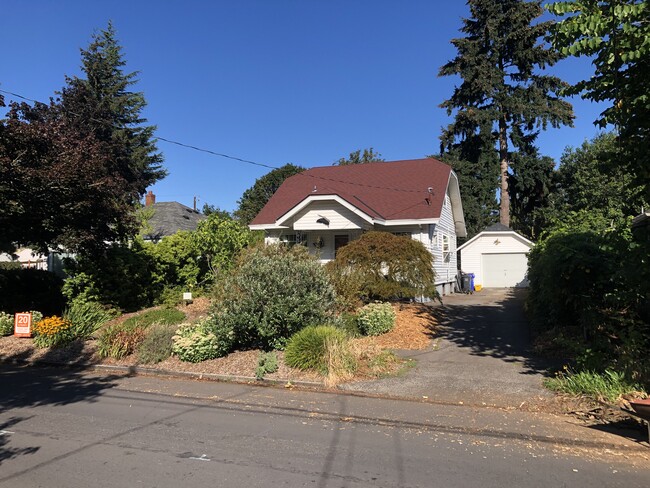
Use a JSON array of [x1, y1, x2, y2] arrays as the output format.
[[334, 148, 384, 165], [547, 0, 650, 199], [234, 164, 304, 225]]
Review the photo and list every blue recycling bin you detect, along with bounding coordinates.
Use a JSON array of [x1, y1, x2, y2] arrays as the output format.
[[468, 273, 475, 292]]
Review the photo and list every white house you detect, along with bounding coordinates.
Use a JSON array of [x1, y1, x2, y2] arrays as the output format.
[[249, 158, 466, 295], [457, 223, 534, 288]]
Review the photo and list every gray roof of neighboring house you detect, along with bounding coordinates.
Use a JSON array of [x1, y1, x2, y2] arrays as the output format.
[[484, 223, 514, 232], [144, 202, 204, 241]]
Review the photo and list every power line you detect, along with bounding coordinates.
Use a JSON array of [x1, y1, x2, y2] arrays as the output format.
[[1, 88, 432, 195]]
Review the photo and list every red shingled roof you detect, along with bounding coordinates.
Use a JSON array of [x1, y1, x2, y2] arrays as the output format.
[[250, 158, 452, 226]]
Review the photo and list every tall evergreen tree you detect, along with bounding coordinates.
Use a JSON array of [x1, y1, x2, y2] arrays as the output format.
[[61, 21, 165, 197], [508, 148, 556, 239], [434, 124, 500, 239], [439, 0, 574, 226]]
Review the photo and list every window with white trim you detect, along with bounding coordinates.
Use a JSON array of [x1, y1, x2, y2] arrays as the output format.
[[442, 234, 450, 253]]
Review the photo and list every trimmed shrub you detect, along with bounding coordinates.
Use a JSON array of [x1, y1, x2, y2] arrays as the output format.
[[64, 298, 117, 339], [33, 316, 75, 348], [284, 325, 352, 373], [211, 245, 336, 350], [357, 302, 396, 336], [137, 323, 176, 364], [122, 308, 186, 329], [327, 231, 437, 302], [172, 321, 233, 363], [97, 322, 147, 359], [0, 268, 64, 316], [256, 351, 279, 380]]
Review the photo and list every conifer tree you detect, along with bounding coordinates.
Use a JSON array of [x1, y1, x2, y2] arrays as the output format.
[[61, 21, 165, 196], [439, 0, 574, 226]]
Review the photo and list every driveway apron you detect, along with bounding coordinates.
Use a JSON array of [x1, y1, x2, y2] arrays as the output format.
[[341, 289, 553, 408]]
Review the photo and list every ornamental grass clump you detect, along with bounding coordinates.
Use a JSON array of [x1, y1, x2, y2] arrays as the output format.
[[33, 316, 74, 348], [64, 299, 117, 339], [284, 325, 356, 379], [357, 302, 396, 336], [97, 322, 147, 359]]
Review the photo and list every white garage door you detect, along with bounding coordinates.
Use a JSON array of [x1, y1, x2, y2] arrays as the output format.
[[482, 253, 529, 288]]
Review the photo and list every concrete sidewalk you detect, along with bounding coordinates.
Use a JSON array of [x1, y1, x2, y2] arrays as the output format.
[[342, 289, 555, 408]]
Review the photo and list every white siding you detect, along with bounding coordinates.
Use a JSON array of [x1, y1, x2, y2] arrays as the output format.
[[424, 192, 458, 285], [459, 232, 533, 287], [291, 201, 369, 231]]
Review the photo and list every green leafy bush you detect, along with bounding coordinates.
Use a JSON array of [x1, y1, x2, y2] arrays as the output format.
[[211, 245, 336, 350], [64, 299, 117, 339], [137, 323, 176, 364], [97, 322, 147, 359], [172, 321, 233, 363], [256, 351, 279, 380], [357, 302, 396, 336], [62, 239, 160, 312], [528, 227, 650, 385], [327, 231, 437, 302], [0, 268, 65, 315], [0, 312, 14, 336], [333, 312, 361, 337], [284, 325, 353, 374], [122, 308, 186, 329], [544, 369, 644, 403]]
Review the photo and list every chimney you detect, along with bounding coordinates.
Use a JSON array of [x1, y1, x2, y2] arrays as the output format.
[[145, 190, 156, 207]]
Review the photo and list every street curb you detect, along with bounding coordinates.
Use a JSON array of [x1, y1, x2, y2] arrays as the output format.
[[0, 356, 325, 389]]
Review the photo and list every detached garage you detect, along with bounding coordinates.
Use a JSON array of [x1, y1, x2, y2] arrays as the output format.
[[457, 224, 534, 288]]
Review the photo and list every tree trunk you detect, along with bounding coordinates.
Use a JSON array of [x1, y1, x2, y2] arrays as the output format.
[[499, 117, 510, 227]]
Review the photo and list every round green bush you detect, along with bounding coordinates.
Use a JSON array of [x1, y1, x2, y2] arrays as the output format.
[[212, 245, 336, 350], [284, 325, 349, 372], [357, 302, 396, 336], [172, 321, 233, 363]]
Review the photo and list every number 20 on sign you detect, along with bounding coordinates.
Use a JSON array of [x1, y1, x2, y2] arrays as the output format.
[[14, 313, 33, 338]]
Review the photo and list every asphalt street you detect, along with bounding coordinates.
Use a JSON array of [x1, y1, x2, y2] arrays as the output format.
[[0, 366, 648, 487]]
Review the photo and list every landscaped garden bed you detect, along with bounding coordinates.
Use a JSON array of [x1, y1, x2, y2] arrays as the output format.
[[0, 300, 437, 387]]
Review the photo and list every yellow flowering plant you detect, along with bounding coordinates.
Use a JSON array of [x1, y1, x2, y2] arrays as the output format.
[[34, 316, 74, 348]]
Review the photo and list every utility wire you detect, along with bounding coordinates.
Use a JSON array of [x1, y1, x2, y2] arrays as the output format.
[[1, 88, 431, 194]]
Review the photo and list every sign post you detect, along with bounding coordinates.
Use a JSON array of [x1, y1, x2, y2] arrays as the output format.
[[14, 312, 33, 338]]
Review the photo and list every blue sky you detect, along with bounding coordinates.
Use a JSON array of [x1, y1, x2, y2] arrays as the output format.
[[2, 1, 605, 212]]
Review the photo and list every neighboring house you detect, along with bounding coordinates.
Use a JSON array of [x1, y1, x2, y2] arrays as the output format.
[[457, 223, 534, 288], [142, 191, 205, 242], [249, 158, 466, 295], [0, 248, 48, 270]]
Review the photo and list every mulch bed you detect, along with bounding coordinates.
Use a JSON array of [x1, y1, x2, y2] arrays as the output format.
[[0, 301, 438, 385], [355, 303, 437, 350]]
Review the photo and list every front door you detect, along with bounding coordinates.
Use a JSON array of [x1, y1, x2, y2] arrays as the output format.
[[334, 235, 349, 256]]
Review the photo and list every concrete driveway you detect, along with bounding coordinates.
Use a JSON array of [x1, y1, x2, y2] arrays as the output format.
[[342, 289, 554, 408]]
